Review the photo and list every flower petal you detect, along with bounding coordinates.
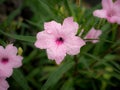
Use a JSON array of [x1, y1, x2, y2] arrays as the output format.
[[109, 16, 120, 24], [5, 44, 18, 54], [47, 45, 66, 64], [92, 30, 102, 43], [11, 55, 23, 68], [93, 10, 107, 18], [84, 28, 96, 39], [66, 36, 85, 55], [62, 17, 79, 35], [0, 67, 13, 77], [113, 0, 120, 15], [84, 28, 102, 43], [94, 30, 102, 38], [44, 21, 61, 34], [35, 31, 55, 49], [0, 78, 9, 90], [102, 0, 113, 10], [0, 46, 4, 51]]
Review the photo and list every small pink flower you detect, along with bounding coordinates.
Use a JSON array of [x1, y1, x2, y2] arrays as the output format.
[[93, 0, 120, 24], [0, 44, 23, 77], [35, 17, 85, 64], [84, 28, 102, 43], [0, 78, 9, 90]]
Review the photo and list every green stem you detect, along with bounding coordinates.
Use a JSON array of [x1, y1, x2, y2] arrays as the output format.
[[101, 80, 107, 90], [74, 55, 79, 76], [112, 23, 118, 41], [97, 19, 105, 29]]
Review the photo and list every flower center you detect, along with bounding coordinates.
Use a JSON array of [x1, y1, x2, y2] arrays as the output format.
[[1, 58, 9, 64], [107, 10, 115, 17], [56, 37, 64, 45]]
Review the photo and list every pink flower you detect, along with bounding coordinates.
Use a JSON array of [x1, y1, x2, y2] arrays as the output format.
[[0, 78, 9, 90], [84, 28, 102, 43], [93, 0, 120, 24], [35, 17, 85, 64], [0, 44, 23, 77]]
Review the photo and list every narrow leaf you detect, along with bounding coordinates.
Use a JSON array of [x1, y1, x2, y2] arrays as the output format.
[[12, 69, 30, 90], [41, 60, 74, 90], [0, 30, 36, 43]]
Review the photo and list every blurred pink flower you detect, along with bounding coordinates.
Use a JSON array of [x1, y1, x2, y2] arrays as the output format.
[[93, 0, 120, 24], [35, 17, 85, 64], [0, 78, 9, 90], [84, 28, 102, 43], [0, 44, 23, 77]]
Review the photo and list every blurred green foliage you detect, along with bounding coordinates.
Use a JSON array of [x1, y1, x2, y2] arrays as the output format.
[[0, 0, 120, 90]]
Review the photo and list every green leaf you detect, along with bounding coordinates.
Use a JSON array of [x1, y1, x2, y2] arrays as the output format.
[[1, 7, 21, 28], [41, 60, 74, 90], [12, 69, 30, 90], [61, 78, 74, 90], [0, 30, 36, 43], [0, 0, 5, 4], [23, 50, 38, 64], [84, 53, 101, 61], [38, 0, 56, 19], [0, 39, 6, 46], [65, 0, 76, 17]]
